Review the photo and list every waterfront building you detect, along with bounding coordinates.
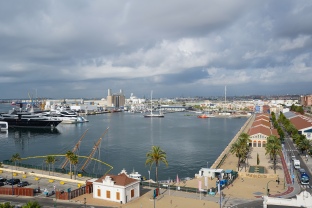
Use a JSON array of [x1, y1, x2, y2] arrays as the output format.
[[248, 113, 279, 148], [107, 89, 125, 108], [284, 112, 312, 140], [92, 173, 140, 204]]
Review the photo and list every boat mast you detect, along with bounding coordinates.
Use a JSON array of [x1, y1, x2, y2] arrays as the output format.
[[80, 127, 109, 172], [61, 129, 89, 169], [151, 90, 153, 115]]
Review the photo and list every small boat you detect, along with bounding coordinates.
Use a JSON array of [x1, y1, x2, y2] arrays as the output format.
[[119, 168, 142, 181], [197, 114, 210, 118], [0, 121, 8, 131]]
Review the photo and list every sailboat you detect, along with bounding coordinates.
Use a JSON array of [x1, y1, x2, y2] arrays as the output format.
[[143, 91, 164, 118]]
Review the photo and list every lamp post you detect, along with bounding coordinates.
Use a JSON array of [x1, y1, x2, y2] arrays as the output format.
[[84, 197, 86, 208], [266, 180, 277, 196], [207, 162, 209, 168], [11, 171, 14, 196], [148, 170, 150, 187]]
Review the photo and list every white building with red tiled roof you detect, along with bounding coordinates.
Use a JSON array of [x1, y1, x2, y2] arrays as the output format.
[[92, 173, 140, 204], [289, 115, 312, 140], [247, 113, 279, 148]]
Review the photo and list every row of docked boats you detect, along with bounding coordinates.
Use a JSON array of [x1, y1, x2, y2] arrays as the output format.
[[0, 107, 88, 128]]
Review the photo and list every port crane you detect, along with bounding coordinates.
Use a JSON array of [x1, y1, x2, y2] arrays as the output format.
[[80, 127, 109, 172], [61, 129, 89, 169]]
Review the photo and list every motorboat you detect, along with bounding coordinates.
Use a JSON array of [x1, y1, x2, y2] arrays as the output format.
[[0, 108, 62, 128], [197, 114, 209, 118], [0, 121, 8, 131], [42, 110, 88, 124], [119, 168, 142, 181]]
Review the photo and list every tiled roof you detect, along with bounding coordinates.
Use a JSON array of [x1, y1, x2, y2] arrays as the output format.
[[289, 116, 312, 130], [94, 173, 138, 186], [252, 120, 271, 128], [248, 125, 279, 138], [255, 113, 270, 119]]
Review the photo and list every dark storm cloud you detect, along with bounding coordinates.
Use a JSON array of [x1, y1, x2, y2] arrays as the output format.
[[0, 0, 311, 99]]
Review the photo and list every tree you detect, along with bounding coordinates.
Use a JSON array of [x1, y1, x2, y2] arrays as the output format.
[[265, 135, 282, 174], [230, 141, 243, 171], [230, 133, 251, 171], [11, 153, 21, 170], [70, 154, 79, 180], [0, 202, 14, 208], [297, 138, 311, 154], [145, 146, 168, 183], [22, 200, 42, 208], [45, 156, 56, 176], [65, 151, 74, 179]]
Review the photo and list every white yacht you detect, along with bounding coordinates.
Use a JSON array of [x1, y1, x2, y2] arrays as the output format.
[[0, 121, 8, 131]]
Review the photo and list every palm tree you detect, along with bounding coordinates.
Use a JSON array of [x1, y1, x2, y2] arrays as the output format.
[[230, 141, 243, 171], [45, 156, 55, 176], [145, 146, 168, 183], [230, 133, 251, 171], [297, 138, 311, 154], [265, 135, 281, 174], [70, 154, 79, 180], [0, 202, 15, 208], [22, 200, 42, 208], [11, 153, 21, 170], [65, 151, 74, 179]]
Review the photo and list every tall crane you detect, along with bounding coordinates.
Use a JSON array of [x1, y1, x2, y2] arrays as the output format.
[[61, 129, 89, 169], [80, 127, 109, 172]]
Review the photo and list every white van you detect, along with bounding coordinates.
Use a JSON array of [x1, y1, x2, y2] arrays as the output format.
[[293, 159, 300, 169]]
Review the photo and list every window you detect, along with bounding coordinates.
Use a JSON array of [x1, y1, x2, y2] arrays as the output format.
[[106, 190, 111, 199], [258, 141, 261, 147], [263, 142, 266, 147], [97, 189, 101, 197], [131, 189, 134, 198], [116, 192, 120, 200]]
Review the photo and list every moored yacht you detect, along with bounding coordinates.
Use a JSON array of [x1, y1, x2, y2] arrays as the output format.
[[0, 108, 62, 128]]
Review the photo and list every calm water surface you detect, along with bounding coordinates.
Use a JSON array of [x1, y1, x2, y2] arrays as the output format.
[[0, 104, 247, 181]]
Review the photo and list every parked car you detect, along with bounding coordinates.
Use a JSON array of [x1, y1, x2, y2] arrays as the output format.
[[17, 181, 30, 187], [6, 178, 20, 185], [0, 182, 5, 186], [0, 177, 7, 183]]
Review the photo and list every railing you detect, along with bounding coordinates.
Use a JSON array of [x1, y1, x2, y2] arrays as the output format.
[[2, 160, 103, 179]]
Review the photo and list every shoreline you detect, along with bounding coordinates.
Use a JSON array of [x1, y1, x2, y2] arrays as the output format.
[[211, 114, 255, 169]]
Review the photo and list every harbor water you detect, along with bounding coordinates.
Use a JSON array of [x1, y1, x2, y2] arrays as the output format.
[[0, 103, 247, 181]]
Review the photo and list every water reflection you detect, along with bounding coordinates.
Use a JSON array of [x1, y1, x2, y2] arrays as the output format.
[[12, 128, 60, 139], [0, 130, 8, 139]]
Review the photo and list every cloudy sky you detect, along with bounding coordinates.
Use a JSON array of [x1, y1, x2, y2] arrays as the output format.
[[0, 0, 311, 99]]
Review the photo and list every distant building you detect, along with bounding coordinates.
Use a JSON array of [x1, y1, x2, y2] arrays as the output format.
[[107, 89, 125, 108], [301, 95, 312, 107]]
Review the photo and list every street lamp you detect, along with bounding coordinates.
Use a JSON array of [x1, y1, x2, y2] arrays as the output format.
[[148, 170, 150, 187], [11, 171, 14, 196], [207, 162, 209, 168], [266, 179, 280, 196], [84, 197, 86, 208]]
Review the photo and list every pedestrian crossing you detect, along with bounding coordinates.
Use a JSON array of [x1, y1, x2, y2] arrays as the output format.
[[300, 184, 311, 189]]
